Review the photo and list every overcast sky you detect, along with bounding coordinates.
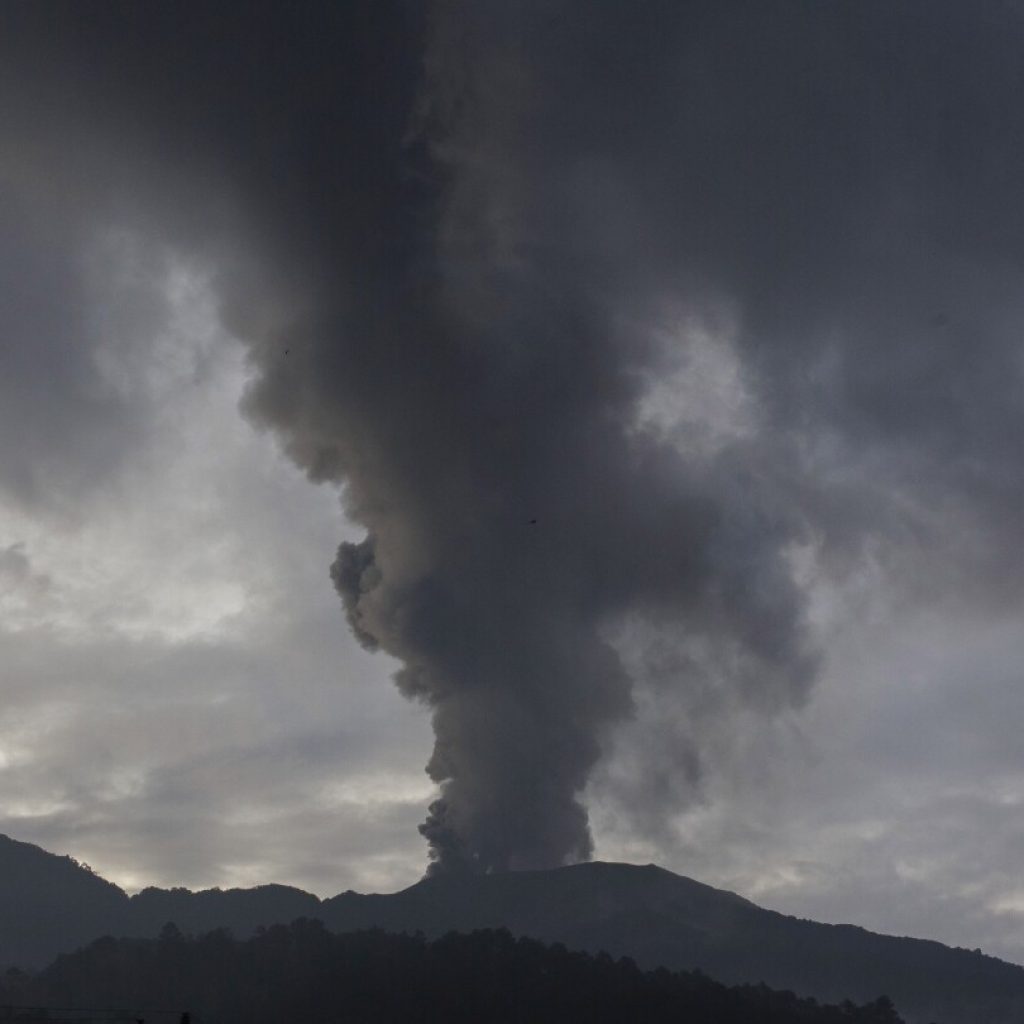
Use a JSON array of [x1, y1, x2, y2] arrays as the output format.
[[3, 0, 1024, 965]]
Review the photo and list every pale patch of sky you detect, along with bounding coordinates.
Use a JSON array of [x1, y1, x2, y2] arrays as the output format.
[[0, 227, 434, 899]]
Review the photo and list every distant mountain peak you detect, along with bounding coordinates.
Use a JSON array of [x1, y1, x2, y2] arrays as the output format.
[[1, 837, 1021, 1024]]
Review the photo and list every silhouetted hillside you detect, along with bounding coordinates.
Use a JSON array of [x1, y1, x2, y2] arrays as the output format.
[[4, 922, 906, 1024], [319, 863, 1024, 1024], [0, 834, 126, 968], [128, 882, 318, 939], [0, 835, 316, 969], [3, 834, 1023, 1023]]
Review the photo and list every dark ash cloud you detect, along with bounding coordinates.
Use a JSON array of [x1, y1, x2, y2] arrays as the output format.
[[5, 1, 1024, 877]]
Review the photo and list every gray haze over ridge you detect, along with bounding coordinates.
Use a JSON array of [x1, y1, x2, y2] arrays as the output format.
[[2, 0, 1024, 960]]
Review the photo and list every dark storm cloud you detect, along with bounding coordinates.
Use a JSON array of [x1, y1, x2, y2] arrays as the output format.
[[5, 1, 1024, 874]]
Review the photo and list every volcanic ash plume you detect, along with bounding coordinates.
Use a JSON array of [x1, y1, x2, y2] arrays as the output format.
[[266, 2, 821, 874], [0, 0, 827, 875], [31, 0, 1024, 875]]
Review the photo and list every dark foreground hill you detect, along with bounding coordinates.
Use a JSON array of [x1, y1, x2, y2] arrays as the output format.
[[5, 921, 905, 1024], [2, 833, 1023, 1023], [0, 833, 126, 967], [318, 863, 1024, 1024]]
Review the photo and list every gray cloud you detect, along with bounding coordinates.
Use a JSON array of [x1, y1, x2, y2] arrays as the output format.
[[0, 396, 432, 897], [0, 189, 431, 897], [0, 197, 138, 515], [4, 0, 1024, 897]]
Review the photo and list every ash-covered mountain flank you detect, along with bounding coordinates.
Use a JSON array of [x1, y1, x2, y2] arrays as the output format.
[[2, 834, 1022, 1024]]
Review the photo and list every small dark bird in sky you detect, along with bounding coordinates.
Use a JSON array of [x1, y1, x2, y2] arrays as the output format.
[[528, 519, 537, 525]]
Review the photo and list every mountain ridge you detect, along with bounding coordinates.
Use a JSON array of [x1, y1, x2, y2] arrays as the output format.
[[1, 833, 1021, 1024]]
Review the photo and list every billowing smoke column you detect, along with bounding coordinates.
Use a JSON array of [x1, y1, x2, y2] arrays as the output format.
[[237, 2, 819, 873], [7, 0, 1024, 874]]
